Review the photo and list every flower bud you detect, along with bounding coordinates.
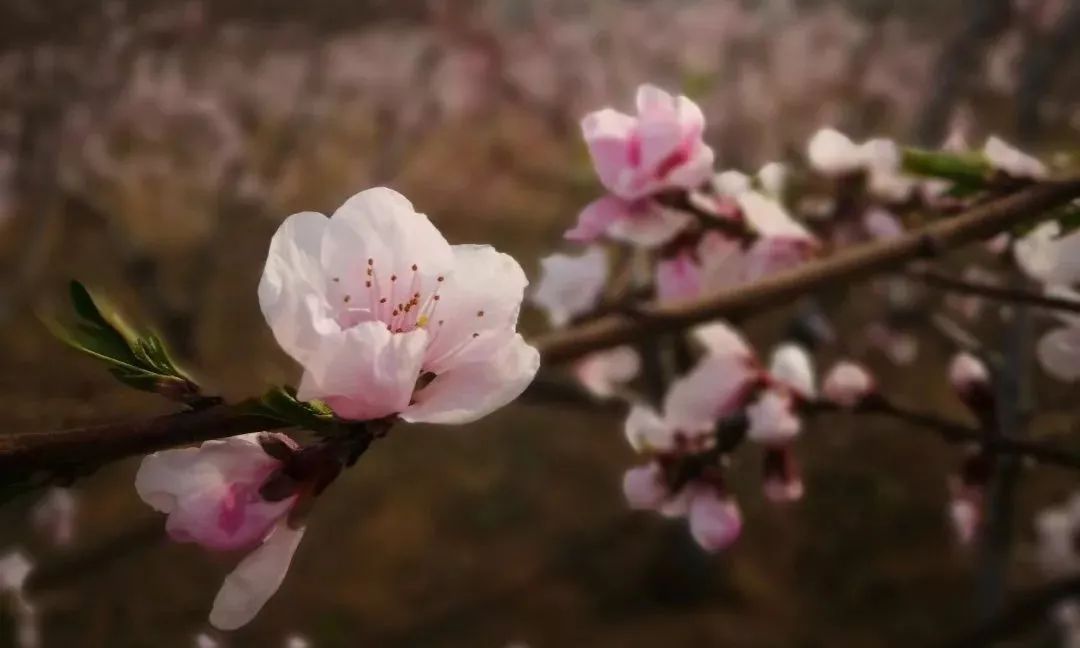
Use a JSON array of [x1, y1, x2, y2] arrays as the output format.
[[948, 352, 994, 414], [822, 361, 875, 408]]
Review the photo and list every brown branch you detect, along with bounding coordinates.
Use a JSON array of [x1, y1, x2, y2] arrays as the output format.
[[0, 180, 1078, 489], [0, 405, 284, 488], [536, 179, 1080, 364], [912, 267, 1080, 315]]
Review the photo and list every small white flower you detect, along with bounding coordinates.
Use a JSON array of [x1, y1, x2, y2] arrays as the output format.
[[984, 135, 1048, 180], [531, 247, 608, 328], [768, 343, 816, 399], [807, 128, 863, 176], [746, 389, 801, 445], [822, 361, 874, 408]]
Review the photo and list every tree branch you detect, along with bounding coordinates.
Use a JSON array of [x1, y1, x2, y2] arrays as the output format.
[[536, 179, 1080, 363], [912, 267, 1080, 314], [942, 575, 1080, 648], [1, 180, 1079, 488]]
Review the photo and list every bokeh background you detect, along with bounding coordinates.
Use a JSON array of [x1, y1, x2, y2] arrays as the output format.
[[1, 0, 1080, 645]]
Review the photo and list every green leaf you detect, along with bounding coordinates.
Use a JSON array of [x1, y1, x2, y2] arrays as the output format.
[[902, 148, 990, 189], [248, 386, 336, 430], [47, 281, 204, 405]]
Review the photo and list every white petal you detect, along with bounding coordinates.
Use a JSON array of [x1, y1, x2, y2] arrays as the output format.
[[209, 523, 306, 631], [424, 244, 529, 373], [605, 202, 692, 248], [984, 135, 1047, 180], [1038, 327, 1080, 382], [737, 191, 813, 241], [746, 389, 801, 444], [687, 488, 742, 552], [258, 212, 334, 366], [531, 247, 607, 328], [0, 552, 33, 592], [807, 128, 862, 176], [321, 188, 454, 306], [573, 347, 640, 399], [712, 170, 752, 197], [757, 162, 788, 197], [691, 321, 753, 359], [297, 322, 428, 421], [402, 332, 539, 425], [768, 343, 816, 398], [624, 404, 672, 452], [822, 361, 874, 408], [664, 356, 756, 431]]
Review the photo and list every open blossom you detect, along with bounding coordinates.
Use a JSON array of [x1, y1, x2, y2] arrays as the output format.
[[136, 434, 303, 630], [531, 247, 607, 327], [581, 84, 714, 201], [625, 322, 758, 453], [822, 361, 875, 408], [984, 135, 1048, 180], [259, 187, 540, 424]]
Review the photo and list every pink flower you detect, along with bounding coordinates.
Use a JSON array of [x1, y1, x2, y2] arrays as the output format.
[[581, 84, 714, 201], [625, 323, 758, 452], [136, 434, 297, 552], [656, 250, 702, 302], [622, 464, 742, 553], [566, 195, 692, 247], [736, 191, 819, 279], [686, 486, 743, 552], [822, 361, 875, 408], [532, 247, 608, 327], [137, 434, 305, 630], [259, 188, 540, 424], [573, 347, 640, 400]]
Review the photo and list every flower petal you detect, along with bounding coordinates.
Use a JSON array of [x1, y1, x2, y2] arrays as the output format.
[[531, 247, 607, 328], [687, 488, 742, 552], [1037, 327, 1080, 382], [403, 332, 539, 425], [423, 244, 529, 373], [624, 404, 672, 452], [209, 523, 306, 631], [297, 322, 428, 421], [258, 211, 334, 366]]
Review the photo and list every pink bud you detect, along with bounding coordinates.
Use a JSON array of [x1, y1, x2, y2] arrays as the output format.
[[762, 447, 805, 503], [687, 487, 742, 552], [622, 463, 670, 511], [948, 352, 994, 413], [822, 361, 875, 408]]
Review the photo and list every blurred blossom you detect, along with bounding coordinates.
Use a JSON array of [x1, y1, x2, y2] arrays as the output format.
[[865, 323, 919, 366], [1014, 221, 1080, 286], [573, 347, 640, 400], [983, 136, 1048, 180], [194, 633, 220, 648], [947, 352, 993, 409], [862, 208, 904, 241], [532, 247, 608, 327], [567, 195, 692, 248], [580, 84, 714, 201], [0, 551, 39, 648], [259, 188, 538, 424], [768, 343, 816, 400], [822, 361, 875, 408], [30, 488, 78, 548], [284, 634, 312, 648]]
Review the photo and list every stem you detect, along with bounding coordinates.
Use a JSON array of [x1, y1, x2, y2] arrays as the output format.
[[536, 180, 1080, 363], [912, 267, 1080, 315]]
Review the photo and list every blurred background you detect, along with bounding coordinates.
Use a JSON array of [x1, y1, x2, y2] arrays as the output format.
[[1, 0, 1080, 645]]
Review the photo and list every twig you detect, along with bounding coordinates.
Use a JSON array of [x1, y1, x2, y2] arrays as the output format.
[[1, 180, 1079, 486], [912, 267, 1080, 315], [536, 180, 1080, 363]]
